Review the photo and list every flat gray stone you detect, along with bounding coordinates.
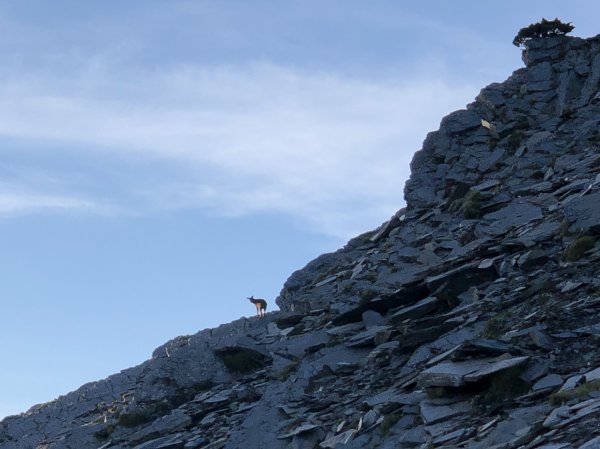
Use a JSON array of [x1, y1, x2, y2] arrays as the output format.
[[319, 430, 356, 448], [564, 192, 600, 234], [345, 326, 391, 348], [398, 425, 427, 445], [533, 374, 563, 391], [580, 436, 600, 449], [389, 296, 442, 323], [585, 366, 600, 382], [364, 390, 425, 407], [184, 437, 207, 449], [520, 360, 549, 383], [279, 423, 320, 439], [472, 405, 548, 449], [133, 436, 184, 449], [420, 400, 471, 425], [559, 374, 585, 392], [362, 310, 385, 328], [419, 359, 492, 387], [477, 202, 543, 237], [420, 356, 529, 387], [464, 356, 529, 383], [561, 281, 585, 293], [426, 261, 498, 300], [534, 444, 570, 449], [440, 109, 482, 135], [473, 179, 501, 192], [543, 406, 571, 428], [432, 428, 470, 445], [129, 410, 191, 443]]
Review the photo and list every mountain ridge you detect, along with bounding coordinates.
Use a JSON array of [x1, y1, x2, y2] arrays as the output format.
[[4, 32, 600, 449]]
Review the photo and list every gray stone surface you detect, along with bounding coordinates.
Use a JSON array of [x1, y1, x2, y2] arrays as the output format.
[[477, 202, 544, 236], [419, 356, 529, 387], [580, 436, 600, 449], [389, 296, 442, 322], [362, 310, 386, 328], [533, 374, 564, 391], [426, 261, 498, 300], [564, 192, 600, 234], [440, 109, 483, 135], [420, 401, 471, 425]]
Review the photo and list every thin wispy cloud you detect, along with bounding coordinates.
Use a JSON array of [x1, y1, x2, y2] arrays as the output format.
[[0, 190, 98, 217], [0, 62, 480, 237]]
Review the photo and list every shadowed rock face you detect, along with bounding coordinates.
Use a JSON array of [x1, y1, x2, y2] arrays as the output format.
[[214, 345, 273, 374], [4, 33, 600, 449]]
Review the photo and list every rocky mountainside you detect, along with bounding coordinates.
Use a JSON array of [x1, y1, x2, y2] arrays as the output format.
[[4, 33, 600, 449]]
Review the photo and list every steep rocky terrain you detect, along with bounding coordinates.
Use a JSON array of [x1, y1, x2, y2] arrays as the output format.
[[4, 33, 600, 449]]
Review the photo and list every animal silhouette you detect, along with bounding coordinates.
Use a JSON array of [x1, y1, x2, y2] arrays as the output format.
[[247, 296, 267, 318]]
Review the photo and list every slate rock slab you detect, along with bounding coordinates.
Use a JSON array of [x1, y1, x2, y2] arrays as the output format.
[[389, 296, 442, 323], [419, 356, 529, 387], [533, 374, 563, 391], [580, 436, 600, 449], [440, 109, 482, 135], [345, 326, 391, 348], [362, 310, 386, 328], [129, 410, 191, 443], [364, 390, 426, 408], [564, 191, 600, 234], [133, 435, 185, 449], [420, 400, 471, 424], [319, 430, 356, 448], [426, 261, 498, 300], [477, 202, 544, 236], [278, 423, 320, 439]]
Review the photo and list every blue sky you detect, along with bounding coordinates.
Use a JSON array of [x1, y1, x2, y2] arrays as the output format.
[[1, 0, 598, 419]]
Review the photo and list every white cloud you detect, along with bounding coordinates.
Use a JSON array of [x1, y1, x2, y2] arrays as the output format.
[[0, 63, 481, 237], [0, 191, 98, 217]]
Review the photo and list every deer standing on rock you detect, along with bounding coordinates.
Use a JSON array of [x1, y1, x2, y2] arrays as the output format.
[[247, 296, 267, 318]]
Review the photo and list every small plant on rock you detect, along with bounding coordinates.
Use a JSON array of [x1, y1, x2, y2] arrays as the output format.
[[477, 366, 530, 410], [549, 379, 600, 405], [274, 360, 300, 381], [117, 410, 154, 428], [564, 236, 596, 261], [462, 190, 483, 219], [379, 413, 401, 435], [483, 311, 511, 338], [359, 288, 378, 302], [512, 18, 574, 48], [507, 130, 526, 153], [94, 424, 116, 440]]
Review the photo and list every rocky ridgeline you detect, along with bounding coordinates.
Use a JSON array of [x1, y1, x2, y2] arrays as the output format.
[[4, 33, 600, 449]]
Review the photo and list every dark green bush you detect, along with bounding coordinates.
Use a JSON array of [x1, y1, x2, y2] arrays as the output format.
[[115, 381, 213, 429], [549, 379, 600, 405], [359, 289, 378, 301], [118, 410, 154, 428], [94, 424, 116, 440], [274, 360, 300, 381], [483, 311, 511, 338], [565, 236, 596, 261], [379, 413, 401, 435], [462, 190, 483, 219], [507, 130, 525, 153], [513, 18, 574, 47], [478, 366, 530, 407]]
